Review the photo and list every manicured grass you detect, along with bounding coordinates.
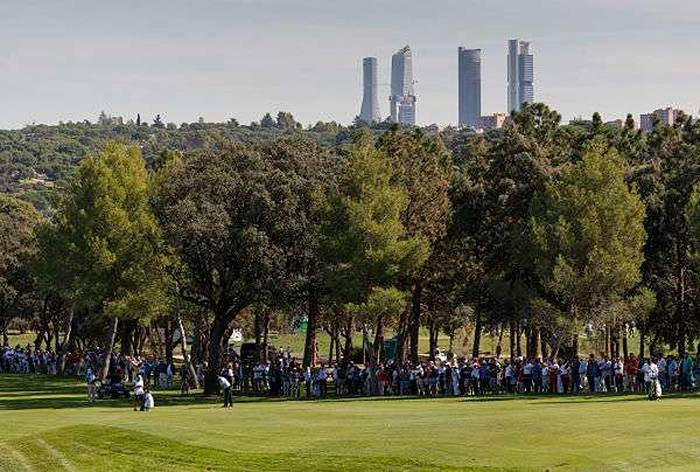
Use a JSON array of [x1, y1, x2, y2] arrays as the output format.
[[1, 374, 699, 471]]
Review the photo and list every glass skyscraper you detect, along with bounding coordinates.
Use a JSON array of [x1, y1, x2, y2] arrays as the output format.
[[507, 39, 534, 113], [458, 47, 481, 128]]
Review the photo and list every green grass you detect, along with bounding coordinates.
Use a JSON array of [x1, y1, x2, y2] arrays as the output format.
[[1, 374, 699, 471]]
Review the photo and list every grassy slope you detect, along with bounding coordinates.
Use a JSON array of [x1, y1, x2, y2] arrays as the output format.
[[1, 375, 699, 471]]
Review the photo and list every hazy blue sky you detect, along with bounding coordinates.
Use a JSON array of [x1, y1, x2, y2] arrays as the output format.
[[1, 0, 699, 128]]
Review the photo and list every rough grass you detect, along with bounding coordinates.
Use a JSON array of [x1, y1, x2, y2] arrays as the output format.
[[1, 374, 699, 471]]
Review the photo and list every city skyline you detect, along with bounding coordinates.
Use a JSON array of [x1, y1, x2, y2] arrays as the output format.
[[1, 1, 699, 129]]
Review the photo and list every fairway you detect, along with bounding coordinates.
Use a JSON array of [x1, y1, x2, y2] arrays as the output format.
[[0, 375, 699, 471]]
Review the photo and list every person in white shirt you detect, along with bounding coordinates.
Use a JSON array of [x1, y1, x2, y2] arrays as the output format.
[[133, 374, 145, 411], [218, 374, 233, 408], [143, 390, 154, 411], [647, 359, 661, 400]]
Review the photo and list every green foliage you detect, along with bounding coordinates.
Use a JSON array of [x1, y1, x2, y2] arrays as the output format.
[[326, 135, 429, 300], [34, 142, 167, 319], [0, 195, 43, 328], [347, 287, 409, 326], [530, 138, 647, 317]]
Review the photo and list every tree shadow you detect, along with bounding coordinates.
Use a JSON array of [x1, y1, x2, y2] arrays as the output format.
[[1, 373, 698, 411]]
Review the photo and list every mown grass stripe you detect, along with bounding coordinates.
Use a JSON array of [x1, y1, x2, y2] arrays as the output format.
[[35, 438, 78, 472], [0, 441, 35, 472]]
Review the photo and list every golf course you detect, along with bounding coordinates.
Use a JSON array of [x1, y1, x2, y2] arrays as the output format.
[[1, 374, 698, 472]]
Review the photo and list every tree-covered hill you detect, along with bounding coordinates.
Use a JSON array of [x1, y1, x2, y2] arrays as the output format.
[[0, 112, 352, 213]]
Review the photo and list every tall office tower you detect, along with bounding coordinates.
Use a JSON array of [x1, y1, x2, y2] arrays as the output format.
[[359, 57, 381, 123], [390, 45, 416, 125], [458, 47, 482, 128], [507, 39, 534, 113]]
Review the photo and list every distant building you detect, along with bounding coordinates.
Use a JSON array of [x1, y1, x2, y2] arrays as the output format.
[[458, 47, 481, 128], [480, 113, 507, 131], [359, 57, 381, 123], [390, 45, 416, 125], [640, 107, 682, 132], [507, 39, 534, 113], [605, 119, 626, 129]]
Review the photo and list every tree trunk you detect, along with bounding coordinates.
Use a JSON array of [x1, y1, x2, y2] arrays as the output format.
[[164, 318, 174, 365], [572, 333, 579, 359], [328, 327, 335, 364], [303, 288, 319, 368], [639, 328, 646, 359], [177, 315, 199, 389], [204, 315, 230, 395], [120, 319, 135, 356], [334, 317, 341, 364], [622, 324, 629, 360], [515, 324, 522, 357], [524, 327, 530, 358], [409, 281, 422, 363], [509, 321, 516, 360], [254, 311, 262, 355], [100, 317, 119, 380], [57, 308, 75, 376], [373, 316, 384, 363], [261, 312, 270, 362], [677, 334, 686, 359], [535, 327, 542, 360], [471, 312, 482, 359], [342, 314, 353, 363], [570, 306, 579, 358], [395, 309, 408, 365], [428, 318, 437, 360]]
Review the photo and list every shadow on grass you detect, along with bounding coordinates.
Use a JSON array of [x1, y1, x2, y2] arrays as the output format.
[[2, 373, 699, 411]]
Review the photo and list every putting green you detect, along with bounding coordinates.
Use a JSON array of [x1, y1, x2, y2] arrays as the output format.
[[0, 374, 698, 471]]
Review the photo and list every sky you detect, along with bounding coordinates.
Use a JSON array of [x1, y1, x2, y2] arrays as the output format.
[[1, 0, 699, 129]]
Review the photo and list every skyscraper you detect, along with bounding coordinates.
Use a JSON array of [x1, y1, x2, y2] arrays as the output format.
[[507, 39, 534, 113], [359, 57, 380, 123], [458, 47, 481, 128], [390, 45, 416, 125]]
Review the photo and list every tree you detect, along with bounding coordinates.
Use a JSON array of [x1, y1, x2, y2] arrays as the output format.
[[448, 104, 567, 358], [529, 138, 647, 355], [153, 140, 316, 393], [276, 112, 298, 131], [377, 128, 452, 362], [347, 287, 409, 364], [153, 114, 165, 128], [0, 195, 43, 342], [323, 133, 429, 362], [34, 142, 167, 378], [258, 135, 341, 369], [260, 113, 276, 129]]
